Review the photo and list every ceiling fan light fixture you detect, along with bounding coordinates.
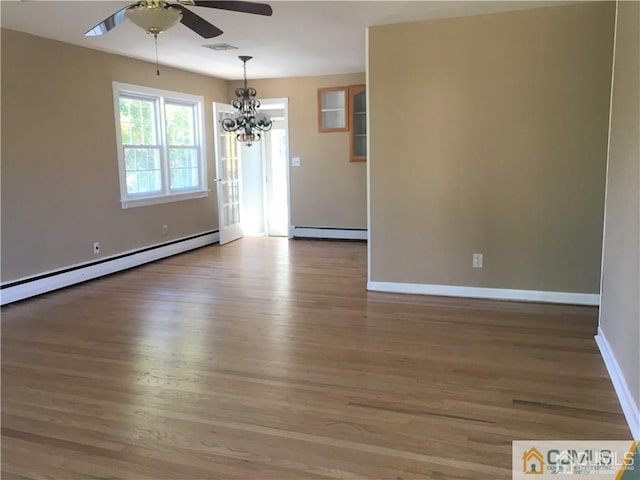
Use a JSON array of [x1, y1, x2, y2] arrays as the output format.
[[125, 4, 182, 35]]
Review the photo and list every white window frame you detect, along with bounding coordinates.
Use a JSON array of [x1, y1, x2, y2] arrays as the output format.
[[113, 82, 208, 209]]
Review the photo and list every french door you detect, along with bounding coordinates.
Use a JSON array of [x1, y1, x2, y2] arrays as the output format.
[[213, 103, 243, 245]]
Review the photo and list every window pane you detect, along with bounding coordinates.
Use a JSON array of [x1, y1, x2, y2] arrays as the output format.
[[169, 148, 199, 190], [119, 97, 157, 146], [165, 103, 195, 146], [124, 147, 162, 194]]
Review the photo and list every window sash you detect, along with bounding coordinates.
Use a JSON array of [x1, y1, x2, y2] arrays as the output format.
[[164, 101, 197, 147], [168, 146, 200, 191], [119, 95, 160, 146], [123, 146, 163, 196]]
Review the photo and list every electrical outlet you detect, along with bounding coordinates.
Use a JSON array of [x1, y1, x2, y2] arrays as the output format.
[[93, 242, 100, 255], [473, 253, 483, 268], [162, 224, 169, 236]]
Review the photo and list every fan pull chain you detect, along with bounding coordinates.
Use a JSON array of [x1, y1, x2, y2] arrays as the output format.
[[154, 33, 160, 76]]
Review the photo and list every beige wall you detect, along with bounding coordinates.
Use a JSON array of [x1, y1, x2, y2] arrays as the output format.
[[227, 74, 367, 229], [368, 2, 615, 293], [1, 29, 227, 282], [599, 1, 640, 414]]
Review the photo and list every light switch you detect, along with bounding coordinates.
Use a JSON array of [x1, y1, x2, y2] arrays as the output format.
[[291, 157, 300, 167]]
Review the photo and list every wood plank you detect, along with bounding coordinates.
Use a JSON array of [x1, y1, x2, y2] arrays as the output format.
[[1, 238, 631, 479]]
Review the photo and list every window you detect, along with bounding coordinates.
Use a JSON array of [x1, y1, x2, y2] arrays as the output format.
[[113, 82, 207, 208]]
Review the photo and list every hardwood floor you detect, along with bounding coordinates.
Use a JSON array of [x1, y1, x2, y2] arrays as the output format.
[[1, 238, 631, 479]]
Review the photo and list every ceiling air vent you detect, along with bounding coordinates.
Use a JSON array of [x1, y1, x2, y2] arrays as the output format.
[[202, 43, 238, 51]]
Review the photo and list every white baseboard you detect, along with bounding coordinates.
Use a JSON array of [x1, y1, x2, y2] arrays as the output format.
[[595, 328, 640, 440], [367, 281, 600, 306], [292, 226, 367, 241], [0, 231, 219, 306]]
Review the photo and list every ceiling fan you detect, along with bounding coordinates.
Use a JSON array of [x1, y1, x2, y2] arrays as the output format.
[[85, 0, 273, 39]]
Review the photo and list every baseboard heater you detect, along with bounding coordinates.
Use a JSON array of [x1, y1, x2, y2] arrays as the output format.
[[291, 226, 367, 241], [0, 230, 219, 306]]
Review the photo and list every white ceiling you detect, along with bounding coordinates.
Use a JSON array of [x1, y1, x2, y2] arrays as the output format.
[[1, 0, 570, 80]]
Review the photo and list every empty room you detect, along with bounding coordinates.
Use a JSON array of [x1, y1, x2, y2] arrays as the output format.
[[1, 1, 638, 479]]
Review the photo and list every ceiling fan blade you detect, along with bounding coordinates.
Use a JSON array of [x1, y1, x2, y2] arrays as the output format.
[[189, 1, 273, 17], [171, 4, 224, 38], [84, 6, 131, 36]]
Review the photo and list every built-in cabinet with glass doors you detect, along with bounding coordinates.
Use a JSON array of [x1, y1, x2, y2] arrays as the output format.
[[317, 85, 366, 162]]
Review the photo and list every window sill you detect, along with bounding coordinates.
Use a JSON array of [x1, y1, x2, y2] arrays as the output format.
[[121, 190, 209, 209]]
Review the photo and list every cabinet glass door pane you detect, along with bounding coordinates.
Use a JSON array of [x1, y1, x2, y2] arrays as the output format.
[[321, 90, 345, 110], [355, 135, 367, 157], [354, 113, 366, 134], [354, 90, 366, 112], [322, 110, 346, 130]]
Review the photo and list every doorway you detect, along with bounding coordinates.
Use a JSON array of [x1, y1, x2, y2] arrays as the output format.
[[240, 98, 290, 237]]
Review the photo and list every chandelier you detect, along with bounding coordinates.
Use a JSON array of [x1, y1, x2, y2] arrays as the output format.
[[222, 56, 272, 146]]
